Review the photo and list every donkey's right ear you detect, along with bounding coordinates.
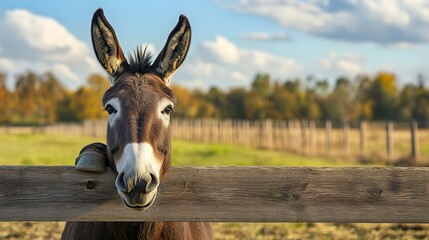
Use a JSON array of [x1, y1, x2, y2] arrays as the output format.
[[91, 8, 128, 85]]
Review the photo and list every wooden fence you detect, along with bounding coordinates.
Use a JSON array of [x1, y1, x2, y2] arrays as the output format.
[[171, 119, 424, 162], [0, 120, 106, 137], [1, 119, 428, 162], [1, 166, 429, 222]]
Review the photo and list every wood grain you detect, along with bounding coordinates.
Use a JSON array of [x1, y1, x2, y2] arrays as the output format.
[[0, 166, 429, 223]]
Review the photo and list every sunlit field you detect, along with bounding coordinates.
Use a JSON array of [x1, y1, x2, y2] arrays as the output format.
[[0, 133, 365, 167], [0, 133, 428, 240]]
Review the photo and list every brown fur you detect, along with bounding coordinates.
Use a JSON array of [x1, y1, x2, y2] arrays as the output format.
[[63, 222, 212, 240], [62, 8, 212, 240], [101, 73, 175, 174]]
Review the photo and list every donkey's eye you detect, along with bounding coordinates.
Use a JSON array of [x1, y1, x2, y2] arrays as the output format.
[[162, 105, 173, 115], [105, 104, 117, 115]]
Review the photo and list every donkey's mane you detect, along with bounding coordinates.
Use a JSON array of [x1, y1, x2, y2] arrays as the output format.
[[128, 45, 153, 74]]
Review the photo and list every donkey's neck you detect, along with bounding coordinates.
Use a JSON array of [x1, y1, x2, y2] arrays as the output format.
[[62, 221, 213, 240], [62, 221, 169, 240], [103, 222, 166, 240]]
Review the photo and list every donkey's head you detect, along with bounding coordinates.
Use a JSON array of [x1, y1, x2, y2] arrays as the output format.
[[91, 8, 190, 209]]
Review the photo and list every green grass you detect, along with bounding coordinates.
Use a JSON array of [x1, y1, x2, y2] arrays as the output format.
[[0, 133, 104, 165], [0, 133, 370, 167], [172, 140, 363, 166]]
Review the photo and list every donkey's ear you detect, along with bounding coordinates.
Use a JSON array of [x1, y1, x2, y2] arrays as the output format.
[[91, 8, 128, 85], [153, 15, 191, 86]]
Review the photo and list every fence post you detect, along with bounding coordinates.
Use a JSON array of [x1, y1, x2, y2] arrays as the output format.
[[276, 121, 283, 150], [264, 119, 273, 150], [272, 121, 278, 150], [301, 120, 308, 154], [295, 120, 302, 153], [187, 119, 192, 141], [325, 120, 332, 156], [386, 121, 394, 161], [360, 121, 366, 155], [411, 121, 419, 164], [235, 120, 240, 145], [199, 119, 203, 142], [309, 121, 316, 155], [215, 119, 220, 143], [220, 119, 225, 143], [281, 121, 288, 150], [229, 119, 234, 145], [243, 120, 250, 147], [287, 121, 292, 151], [343, 120, 350, 156]]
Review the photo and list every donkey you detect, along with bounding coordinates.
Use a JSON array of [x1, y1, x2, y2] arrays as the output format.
[[61, 8, 213, 240]]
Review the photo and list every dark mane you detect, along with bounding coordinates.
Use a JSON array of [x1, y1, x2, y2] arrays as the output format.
[[128, 45, 153, 73]]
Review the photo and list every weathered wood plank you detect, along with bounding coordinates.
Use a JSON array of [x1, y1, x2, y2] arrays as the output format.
[[0, 166, 429, 223]]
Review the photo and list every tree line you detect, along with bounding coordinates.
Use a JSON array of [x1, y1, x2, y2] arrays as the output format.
[[0, 72, 109, 124], [1, 71, 429, 125], [172, 72, 429, 122]]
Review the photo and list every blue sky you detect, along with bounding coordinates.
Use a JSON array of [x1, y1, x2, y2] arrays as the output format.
[[0, 0, 429, 90]]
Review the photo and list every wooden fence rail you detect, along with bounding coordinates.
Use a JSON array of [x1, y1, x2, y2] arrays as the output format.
[[1, 166, 429, 223]]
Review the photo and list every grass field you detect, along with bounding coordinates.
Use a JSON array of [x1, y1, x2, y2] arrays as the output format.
[[0, 133, 428, 240], [0, 133, 367, 167]]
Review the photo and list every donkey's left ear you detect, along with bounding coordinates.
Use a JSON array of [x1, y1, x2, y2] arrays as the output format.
[[152, 15, 191, 86]]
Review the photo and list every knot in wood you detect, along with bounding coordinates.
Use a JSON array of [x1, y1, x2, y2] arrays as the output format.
[[86, 180, 95, 189], [367, 187, 383, 199]]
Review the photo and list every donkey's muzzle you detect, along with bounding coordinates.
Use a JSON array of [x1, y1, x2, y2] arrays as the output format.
[[115, 173, 159, 209]]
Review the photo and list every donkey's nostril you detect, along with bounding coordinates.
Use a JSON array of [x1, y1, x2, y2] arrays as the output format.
[[116, 172, 159, 197], [147, 173, 159, 192], [115, 172, 127, 193]]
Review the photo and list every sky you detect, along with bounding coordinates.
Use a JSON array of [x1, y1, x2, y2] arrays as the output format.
[[1, 0, 429, 90]]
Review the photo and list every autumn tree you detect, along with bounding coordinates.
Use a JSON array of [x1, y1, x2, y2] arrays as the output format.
[[225, 87, 248, 119], [206, 87, 228, 117], [0, 73, 12, 123], [14, 72, 41, 123], [67, 74, 110, 121], [38, 72, 66, 123], [268, 82, 298, 120], [367, 72, 399, 120], [244, 73, 272, 119], [353, 75, 373, 120], [322, 77, 356, 121], [87, 74, 110, 102], [171, 85, 199, 118], [57, 92, 78, 122], [399, 79, 429, 122], [300, 78, 321, 120]]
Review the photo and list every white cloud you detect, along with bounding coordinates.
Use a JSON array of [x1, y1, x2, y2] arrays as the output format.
[[217, 0, 429, 44], [363, 0, 410, 27], [0, 9, 101, 89], [200, 36, 240, 64], [244, 32, 291, 41], [320, 52, 363, 76], [52, 63, 79, 81], [230, 71, 248, 82], [184, 60, 214, 78], [388, 42, 424, 50], [175, 36, 302, 88]]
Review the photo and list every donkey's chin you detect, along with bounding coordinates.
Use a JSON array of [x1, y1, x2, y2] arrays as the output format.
[[118, 190, 157, 210]]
